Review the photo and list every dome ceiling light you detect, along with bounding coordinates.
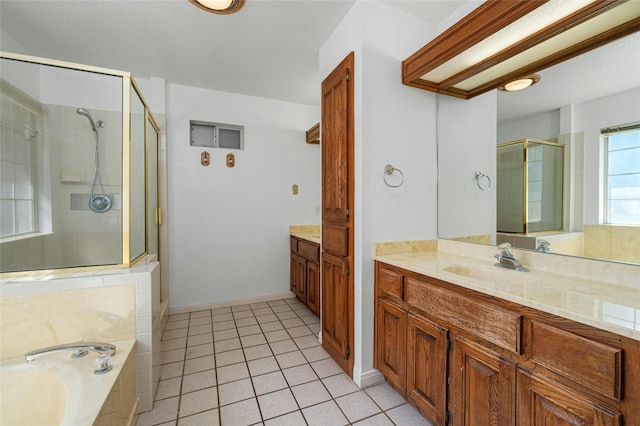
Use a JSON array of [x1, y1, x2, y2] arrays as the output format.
[[403, 0, 640, 99], [189, 0, 244, 14], [498, 74, 541, 92]]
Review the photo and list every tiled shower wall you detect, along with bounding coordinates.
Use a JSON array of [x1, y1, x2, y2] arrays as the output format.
[[1, 77, 123, 270]]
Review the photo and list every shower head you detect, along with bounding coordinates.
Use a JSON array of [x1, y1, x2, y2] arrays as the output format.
[[76, 107, 100, 132]]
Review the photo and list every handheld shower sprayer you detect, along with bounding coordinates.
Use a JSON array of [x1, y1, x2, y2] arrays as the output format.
[[76, 108, 104, 132], [76, 107, 112, 213]]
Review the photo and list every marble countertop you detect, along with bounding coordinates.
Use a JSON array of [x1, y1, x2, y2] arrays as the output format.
[[375, 250, 640, 341], [290, 225, 321, 245]]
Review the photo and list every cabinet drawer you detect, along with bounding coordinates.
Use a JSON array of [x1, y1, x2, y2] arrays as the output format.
[[530, 322, 622, 400], [290, 236, 298, 252], [406, 277, 521, 353], [378, 265, 404, 301], [298, 240, 320, 262]]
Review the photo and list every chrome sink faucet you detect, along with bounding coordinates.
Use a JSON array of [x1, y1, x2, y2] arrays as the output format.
[[25, 342, 116, 361], [494, 243, 529, 272]]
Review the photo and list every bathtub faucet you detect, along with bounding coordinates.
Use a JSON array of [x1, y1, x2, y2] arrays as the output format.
[[25, 342, 116, 361]]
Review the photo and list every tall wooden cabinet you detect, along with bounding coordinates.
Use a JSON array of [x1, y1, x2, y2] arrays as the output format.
[[374, 261, 639, 426], [321, 52, 355, 377]]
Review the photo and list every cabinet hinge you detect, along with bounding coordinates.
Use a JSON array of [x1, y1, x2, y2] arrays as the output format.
[[346, 346, 350, 357], [346, 208, 350, 217], [347, 72, 350, 81], [446, 336, 454, 352], [346, 266, 350, 275], [447, 376, 451, 385], [446, 409, 452, 424]]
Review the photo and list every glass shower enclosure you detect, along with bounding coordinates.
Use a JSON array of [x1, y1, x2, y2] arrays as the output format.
[[497, 138, 565, 234], [0, 52, 160, 274]]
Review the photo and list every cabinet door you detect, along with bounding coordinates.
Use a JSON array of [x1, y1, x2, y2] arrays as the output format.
[[322, 53, 353, 224], [451, 335, 516, 426], [306, 261, 320, 315], [376, 299, 407, 391], [322, 252, 351, 372], [517, 368, 621, 426], [291, 253, 307, 303], [407, 313, 448, 425]]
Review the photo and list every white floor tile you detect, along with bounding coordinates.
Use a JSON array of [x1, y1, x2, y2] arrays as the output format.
[[220, 398, 262, 426], [386, 403, 434, 426], [177, 409, 219, 426], [258, 388, 299, 420], [302, 400, 348, 426], [179, 387, 218, 418], [335, 390, 381, 423], [364, 382, 407, 411], [218, 378, 255, 406], [182, 369, 216, 394], [322, 373, 360, 398], [290, 380, 332, 408], [252, 370, 289, 396]]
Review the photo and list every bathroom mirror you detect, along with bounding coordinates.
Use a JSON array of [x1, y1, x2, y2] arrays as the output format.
[[437, 32, 640, 265]]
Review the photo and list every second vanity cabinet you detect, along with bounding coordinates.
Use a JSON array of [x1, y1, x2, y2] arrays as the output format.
[[374, 261, 638, 425], [290, 236, 320, 315]]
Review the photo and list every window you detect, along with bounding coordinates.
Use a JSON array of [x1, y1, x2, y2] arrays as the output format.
[[602, 123, 640, 225], [0, 83, 38, 238]]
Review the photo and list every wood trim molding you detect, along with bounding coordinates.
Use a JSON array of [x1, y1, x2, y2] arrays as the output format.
[[402, 0, 640, 99], [306, 122, 320, 144]]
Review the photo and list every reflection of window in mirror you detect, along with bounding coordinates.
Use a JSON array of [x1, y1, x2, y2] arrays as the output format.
[[0, 88, 39, 238], [602, 123, 640, 225]]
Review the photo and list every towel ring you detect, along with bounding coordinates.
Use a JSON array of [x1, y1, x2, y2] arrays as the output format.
[[475, 171, 491, 190], [384, 164, 404, 188]]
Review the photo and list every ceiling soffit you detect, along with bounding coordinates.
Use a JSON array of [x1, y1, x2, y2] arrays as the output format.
[[402, 0, 640, 99]]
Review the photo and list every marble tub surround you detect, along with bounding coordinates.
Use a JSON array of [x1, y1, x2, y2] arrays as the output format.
[[0, 339, 137, 426], [374, 239, 640, 340], [0, 256, 162, 413], [0, 285, 135, 361], [289, 225, 321, 244]]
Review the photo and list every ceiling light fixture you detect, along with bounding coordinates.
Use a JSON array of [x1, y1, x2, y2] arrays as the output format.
[[189, 0, 244, 14], [498, 74, 541, 92]]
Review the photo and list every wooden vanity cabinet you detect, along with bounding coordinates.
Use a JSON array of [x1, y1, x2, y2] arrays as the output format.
[[374, 261, 636, 426], [376, 298, 406, 390], [290, 236, 320, 315]]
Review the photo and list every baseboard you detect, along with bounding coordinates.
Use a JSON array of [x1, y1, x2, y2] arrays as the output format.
[[169, 291, 297, 315], [354, 368, 385, 388], [127, 399, 139, 426]]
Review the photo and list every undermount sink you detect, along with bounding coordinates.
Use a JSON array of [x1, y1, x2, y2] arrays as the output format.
[[442, 264, 541, 287]]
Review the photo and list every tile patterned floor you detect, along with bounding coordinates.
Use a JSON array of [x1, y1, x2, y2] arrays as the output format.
[[137, 297, 433, 426]]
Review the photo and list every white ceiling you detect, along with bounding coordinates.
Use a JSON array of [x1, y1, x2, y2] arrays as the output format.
[[497, 32, 640, 124], [0, 0, 465, 106]]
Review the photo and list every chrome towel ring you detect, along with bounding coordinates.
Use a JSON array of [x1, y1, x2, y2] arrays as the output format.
[[384, 164, 405, 188], [475, 171, 491, 190]]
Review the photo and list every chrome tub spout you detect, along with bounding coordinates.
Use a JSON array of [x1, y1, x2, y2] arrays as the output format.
[[25, 342, 116, 361]]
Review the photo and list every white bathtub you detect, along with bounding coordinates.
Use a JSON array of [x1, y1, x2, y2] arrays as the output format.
[[0, 340, 135, 426]]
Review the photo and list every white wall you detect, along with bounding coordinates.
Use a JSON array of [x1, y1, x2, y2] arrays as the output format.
[[438, 91, 497, 241], [166, 83, 320, 309], [497, 109, 560, 143], [320, 0, 438, 385]]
